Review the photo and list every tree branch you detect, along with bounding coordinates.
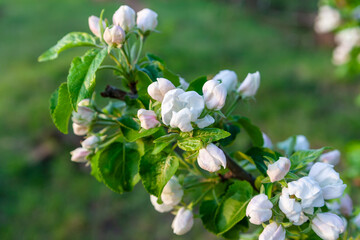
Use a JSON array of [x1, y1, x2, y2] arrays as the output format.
[[101, 85, 137, 100], [223, 150, 258, 191]]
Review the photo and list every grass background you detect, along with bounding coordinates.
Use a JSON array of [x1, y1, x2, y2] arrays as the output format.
[[0, 0, 359, 239]]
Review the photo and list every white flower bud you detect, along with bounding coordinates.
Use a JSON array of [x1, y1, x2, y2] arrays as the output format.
[[103, 26, 125, 47], [309, 162, 346, 200], [262, 132, 273, 149], [259, 222, 286, 240], [340, 194, 353, 217], [72, 123, 89, 136], [88, 15, 106, 38], [171, 207, 194, 235], [70, 147, 91, 163], [267, 157, 290, 182], [161, 176, 184, 206], [150, 195, 173, 213], [353, 213, 360, 229], [136, 8, 158, 32], [197, 143, 226, 172], [332, 45, 351, 66], [237, 71, 260, 97], [287, 176, 324, 209], [320, 150, 341, 166], [161, 89, 204, 131], [179, 77, 189, 90], [203, 79, 227, 110], [81, 135, 100, 150], [113, 5, 135, 31], [169, 108, 193, 132], [147, 78, 175, 102], [279, 188, 307, 224], [311, 213, 345, 240], [72, 101, 95, 126], [137, 109, 159, 129], [212, 70, 238, 91], [294, 211, 309, 226], [294, 135, 310, 151], [246, 194, 273, 225], [314, 6, 341, 34], [195, 115, 215, 128]]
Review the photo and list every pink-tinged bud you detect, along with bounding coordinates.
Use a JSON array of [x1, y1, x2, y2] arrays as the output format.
[[113, 5, 135, 31], [246, 194, 273, 225], [259, 222, 286, 240], [150, 195, 173, 213], [202, 79, 227, 110], [103, 26, 125, 47], [70, 147, 91, 163], [72, 123, 89, 136], [81, 135, 100, 150], [267, 157, 291, 182], [320, 150, 341, 166], [237, 71, 260, 97], [137, 109, 159, 129], [136, 8, 158, 32], [212, 70, 238, 91], [340, 194, 353, 217], [147, 78, 175, 102], [197, 143, 226, 172], [171, 207, 194, 235], [312, 213, 345, 240], [88, 15, 106, 37]]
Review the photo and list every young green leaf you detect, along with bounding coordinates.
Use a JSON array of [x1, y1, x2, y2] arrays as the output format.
[[139, 151, 179, 198], [177, 138, 202, 151], [98, 142, 141, 194], [187, 76, 207, 94], [68, 48, 107, 110], [192, 128, 231, 143], [49, 82, 73, 134], [290, 148, 326, 170], [235, 116, 264, 147], [214, 181, 253, 234], [38, 32, 97, 62]]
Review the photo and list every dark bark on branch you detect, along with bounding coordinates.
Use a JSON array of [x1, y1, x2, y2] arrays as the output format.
[[223, 151, 258, 191], [101, 85, 137, 100]]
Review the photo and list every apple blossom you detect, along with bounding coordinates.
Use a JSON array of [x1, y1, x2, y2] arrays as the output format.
[[246, 194, 273, 225], [202, 79, 227, 110], [150, 195, 174, 213], [103, 26, 126, 47], [259, 222, 286, 240], [262, 132, 273, 149], [81, 135, 100, 150], [72, 123, 89, 136], [179, 77, 189, 90], [309, 162, 346, 200], [354, 213, 360, 229], [113, 5, 135, 31], [70, 147, 91, 163], [211, 70, 238, 91], [88, 15, 106, 38], [161, 89, 204, 131], [137, 8, 158, 32], [137, 109, 159, 129], [311, 212, 345, 240], [287, 176, 324, 208], [340, 194, 353, 217], [279, 188, 303, 224], [72, 100, 95, 126], [237, 71, 260, 97], [195, 115, 215, 128], [171, 207, 194, 235], [314, 6, 341, 34], [294, 135, 310, 151], [319, 150, 341, 166], [267, 157, 290, 182], [197, 143, 226, 172], [161, 176, 184, 206], [147, 77, 175, 102]]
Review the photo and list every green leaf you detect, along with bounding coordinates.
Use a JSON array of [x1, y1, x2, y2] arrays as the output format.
[[49, 83, 73, 134], [214, 181, 253, 234], [290, 148, 326, 170], [139, 151, 179, 198], [221, 218, 249, 240], [177, 138, 202, 151], [200, 200, 218, 234], [67, 48, 107, 110], [38, 32, 97, 62], [245, 147, 281, 175], [162, 68, 180, 86], [89, 150, 103, 183], [154, 133, 179, 143], [136, 70, 153, 106], [181, 128, 231, 144], [220, 124, 241, 147], [187, 76, 207, 94], [118, 116, 161, 142], [235, 116, 263, 147], [98, 142, 141, 194]]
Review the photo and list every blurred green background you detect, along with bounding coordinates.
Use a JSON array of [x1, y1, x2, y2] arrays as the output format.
[[1, 0, 359, 239]]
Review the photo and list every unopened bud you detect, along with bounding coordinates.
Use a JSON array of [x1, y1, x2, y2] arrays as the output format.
[[103, 26, 125, 47]]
